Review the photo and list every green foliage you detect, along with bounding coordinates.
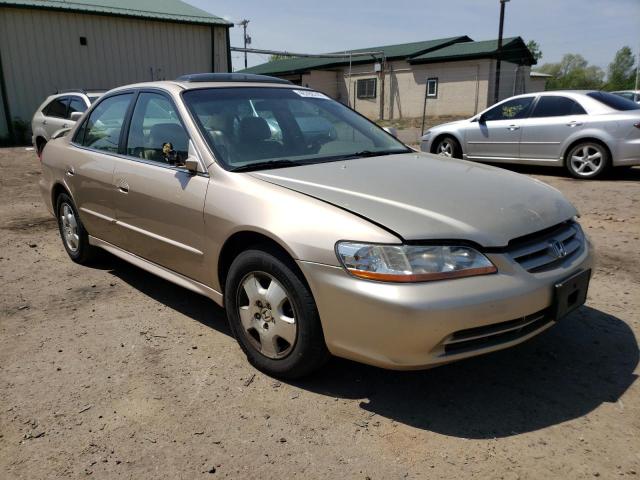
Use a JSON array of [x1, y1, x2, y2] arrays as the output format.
[[269, 54, 292, 62], [526, 40, 542, 62], [536, 54, 605, 90], [606, 46, 636, 90]]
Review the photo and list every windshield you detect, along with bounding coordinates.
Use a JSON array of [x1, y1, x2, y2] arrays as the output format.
[[586, 91, 640, 111], [182, 87, 410, 170]]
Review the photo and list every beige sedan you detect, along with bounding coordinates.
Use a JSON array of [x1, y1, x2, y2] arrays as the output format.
[[40, 73, 593, 378]]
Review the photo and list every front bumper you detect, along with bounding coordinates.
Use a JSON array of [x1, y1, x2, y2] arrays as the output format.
[[298, 239, 593, 370]]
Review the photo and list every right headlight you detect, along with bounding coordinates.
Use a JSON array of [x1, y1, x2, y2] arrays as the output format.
[[336, 242, 497, 283]]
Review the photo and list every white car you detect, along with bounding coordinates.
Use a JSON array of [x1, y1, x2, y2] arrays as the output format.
[[31, 90, 104, 157], [611, 90, 640, 104], [420, 91, 640, 179]]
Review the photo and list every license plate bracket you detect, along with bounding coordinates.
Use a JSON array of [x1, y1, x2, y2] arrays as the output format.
[[553, 269, 591, 321]]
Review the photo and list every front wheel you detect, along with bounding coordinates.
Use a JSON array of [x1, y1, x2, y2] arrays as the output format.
[[434, 136, 462, 159], [224, 249, 329, 379], [565, 142, 609, 179], [56, 193, 97, 264]]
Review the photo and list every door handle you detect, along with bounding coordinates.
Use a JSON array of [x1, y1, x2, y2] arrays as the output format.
[[566, 121, 583, 127], [65, 166, 75, 176], [507, 125, 520, 131], [62, 123, 68, 128], [42, 120, 47, 125], [116, 180, 129, 194]]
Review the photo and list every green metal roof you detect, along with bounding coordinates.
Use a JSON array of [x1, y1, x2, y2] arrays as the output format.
[[410, 37, 536, 65], [241, 36, 471, 76], [0, 0, 233, 26]]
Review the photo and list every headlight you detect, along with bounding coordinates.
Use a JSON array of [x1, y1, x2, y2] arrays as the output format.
[[336, 242, 497, 283]]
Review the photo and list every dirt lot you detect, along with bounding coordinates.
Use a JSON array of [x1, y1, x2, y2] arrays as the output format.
[[1, 147, 639, 479]]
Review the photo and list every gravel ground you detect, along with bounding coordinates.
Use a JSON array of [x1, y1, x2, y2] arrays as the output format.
[[1, 147, 639, 479]]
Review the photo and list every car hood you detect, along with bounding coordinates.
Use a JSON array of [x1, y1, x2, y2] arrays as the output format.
[[250, 153, 577, 247]]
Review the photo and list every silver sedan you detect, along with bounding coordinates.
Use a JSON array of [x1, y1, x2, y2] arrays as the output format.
[[421, 91, 640, 179]]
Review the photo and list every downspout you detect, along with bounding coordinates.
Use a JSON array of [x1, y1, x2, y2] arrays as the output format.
[[474, 64, 480, 114], [210, 26, 216, 72], [0, 45, 14, 143], [225, 27, 232, 73]]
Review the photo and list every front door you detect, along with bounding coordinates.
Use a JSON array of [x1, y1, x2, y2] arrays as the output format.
[[465, 96, 535, 161], [111, 92, 209, 283], [67, 92, 135, 243]]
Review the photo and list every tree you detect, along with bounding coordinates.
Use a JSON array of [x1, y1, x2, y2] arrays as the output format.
[[607, 46, 636, 90], [269, 54, 292, 62], [526, 40, 543, 62], [536, 53, 605, 90]]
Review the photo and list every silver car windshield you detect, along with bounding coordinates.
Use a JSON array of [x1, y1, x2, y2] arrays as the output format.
[[182, 87, 410, 171]]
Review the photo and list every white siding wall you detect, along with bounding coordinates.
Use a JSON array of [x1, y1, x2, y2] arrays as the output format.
[[0, 6, 229, 137]]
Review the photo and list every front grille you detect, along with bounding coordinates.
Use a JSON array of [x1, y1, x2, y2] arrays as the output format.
[[507, 221, 583, 272], [442, 308, 552, 356]]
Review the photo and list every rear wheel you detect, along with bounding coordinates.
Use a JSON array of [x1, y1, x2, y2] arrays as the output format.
[[565, 142, 609, 179], [224, 248, 329, 379], [434, 135, 461, 159], [56, 193, 97, 264]]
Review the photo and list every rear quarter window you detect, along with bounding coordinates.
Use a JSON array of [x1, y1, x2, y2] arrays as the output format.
[[587, 91, 640, 111]]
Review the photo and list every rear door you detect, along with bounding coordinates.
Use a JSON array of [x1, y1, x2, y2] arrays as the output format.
[[111, 91, 209, 283], [41, 96, 70, 139], [68, 92, 135, 243], [519, 95, 587, 161], [464, 96, 534, 161]]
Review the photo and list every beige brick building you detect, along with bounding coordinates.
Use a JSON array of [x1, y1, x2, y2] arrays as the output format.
[[242, 36, 541, 120]]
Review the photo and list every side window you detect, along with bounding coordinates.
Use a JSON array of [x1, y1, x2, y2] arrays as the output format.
[[530, 96, 586, 118], [427, 77, 438, 98], [68, 96, 88, 118], [356, 78, 377, 99], [43, 96, 69, 118], [80, 93, 133, 153], [483, 97, 534, 121], [126, 93, 189, 165]]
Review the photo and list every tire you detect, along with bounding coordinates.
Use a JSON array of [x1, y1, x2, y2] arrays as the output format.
[[36, 138, 47, 159], [224, 248, 329, 379], [55, 193, 97, 264], [433, 135, 462, 159], [565, 141, 610, 179]]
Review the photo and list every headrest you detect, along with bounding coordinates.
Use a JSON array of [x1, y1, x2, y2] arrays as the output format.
[[238, 116, 271, 142]]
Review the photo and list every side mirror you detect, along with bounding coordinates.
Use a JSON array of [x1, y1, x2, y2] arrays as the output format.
[[383, 126, 398, 138], [184, 158, 199, 174], [69, 111, 83, 122], [477, 113, 487, 124], [183, 140, 201, 175]]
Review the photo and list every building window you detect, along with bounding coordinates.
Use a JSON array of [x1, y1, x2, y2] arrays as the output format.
[[356, 78, 377, 99], [427, 77, 438, 97], [79, 36, 87, 46]]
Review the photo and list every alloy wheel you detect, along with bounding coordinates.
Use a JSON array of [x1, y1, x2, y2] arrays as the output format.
[[569, 144, 605, 177], [236, 272, 297, 359], [437, 138, 454, 157], [60, 203, 80, 252]]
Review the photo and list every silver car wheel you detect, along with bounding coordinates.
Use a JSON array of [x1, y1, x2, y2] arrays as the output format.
[[436, 138, 454, 157], [60, 203, 80, 252], [237, 272, 297, 359], [569, 144, 605, 177]]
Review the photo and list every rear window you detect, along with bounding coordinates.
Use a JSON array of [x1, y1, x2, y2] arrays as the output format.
[[43, 97, 68, 118], [530, 96, 586, 117], [586, 91, 640, 111]]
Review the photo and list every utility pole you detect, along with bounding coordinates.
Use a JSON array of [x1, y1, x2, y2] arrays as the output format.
[[493, 0, 510, 104], [237, 19, 250, 69], [635, 43, 639, 92]]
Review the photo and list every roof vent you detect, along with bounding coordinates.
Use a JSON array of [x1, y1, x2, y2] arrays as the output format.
[[176, 73, 293, 85]]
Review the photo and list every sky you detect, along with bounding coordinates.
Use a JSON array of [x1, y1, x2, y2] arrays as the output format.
[[188, 0, 639, 73]]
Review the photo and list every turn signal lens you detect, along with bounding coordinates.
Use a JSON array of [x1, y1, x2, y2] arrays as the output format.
[[336, 242, 497, 283]]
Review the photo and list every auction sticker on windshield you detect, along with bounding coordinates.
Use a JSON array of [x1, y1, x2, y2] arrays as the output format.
[[293, 90, 330, 99]]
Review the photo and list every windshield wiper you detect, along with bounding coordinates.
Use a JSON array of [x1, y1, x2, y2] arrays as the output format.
[[331, 149, 411, 160], [230, 159, 302, 172]]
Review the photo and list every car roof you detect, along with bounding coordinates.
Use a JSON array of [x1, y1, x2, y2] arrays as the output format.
[[105, 79, 302, 96]]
